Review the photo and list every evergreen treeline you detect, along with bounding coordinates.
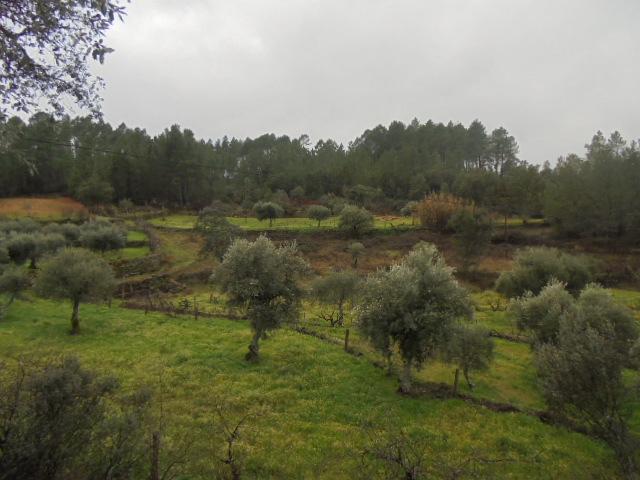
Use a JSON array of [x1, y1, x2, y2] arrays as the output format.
[[1, 114, 638, 239]]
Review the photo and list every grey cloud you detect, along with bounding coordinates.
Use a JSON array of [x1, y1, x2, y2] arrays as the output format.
[[94, 0, 640, 163]]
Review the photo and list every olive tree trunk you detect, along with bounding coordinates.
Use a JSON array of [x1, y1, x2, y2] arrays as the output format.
[[70, 298, 81, 335], [246, 328, 262, 362], [400, 360, 412, 393]]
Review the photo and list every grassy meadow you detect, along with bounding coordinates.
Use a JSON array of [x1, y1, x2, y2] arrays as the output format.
[[0, 298, 618, 478]]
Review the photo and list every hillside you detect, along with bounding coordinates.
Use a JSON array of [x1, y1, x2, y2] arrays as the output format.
[[0, 298, 619, 478]]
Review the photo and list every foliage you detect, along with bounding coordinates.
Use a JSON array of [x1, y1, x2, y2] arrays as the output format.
[[79, 222, 126, 252], [0, 299, 616, 478], [495, 247, 594, 298], [416, 193, 469, 232], [357, 243, 472, 392], [338, 205, 374, 238], [447, 209, 493, 272], [0, 357, 149, 480], [75, 174, 114, 205], [347, 242, 365, 267], [400, 201, 419, 218], [311, 270, 360, 327], [212, 236, 309, 361], [253, 201, 284, 227], [307, 205, 331, 227], [195, 211, 242, 260], [536, 310, 639, 475], [34, 248, 116, 334], [0, 1, 126, 117], [544, 132, 640, 239], [442, 324, 495, 391], [0, 265, 30, 318]]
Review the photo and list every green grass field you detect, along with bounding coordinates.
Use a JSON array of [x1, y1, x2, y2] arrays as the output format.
[[0, 299, 618, 478], [148, 214, 416, 232], [148, 213, 544, 233]]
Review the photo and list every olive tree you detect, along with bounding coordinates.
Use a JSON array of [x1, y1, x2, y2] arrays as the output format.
[[253, 201, 284, 227], [311, 270, 360, 327], [338, 205, 374, 238], [495, 247, 593, 298], [79, 223, 126, 252], [212, 236, 309, 361], [347, 242, 365, 267], [34, 248, 116, 335], [442, 324, 494, 393], [357, 243, 472, 392], [0, 265, 30, 318], [307, 205, 331, 227]]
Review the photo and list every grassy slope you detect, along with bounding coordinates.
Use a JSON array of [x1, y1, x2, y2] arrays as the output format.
[[0, 299, 617, 478]]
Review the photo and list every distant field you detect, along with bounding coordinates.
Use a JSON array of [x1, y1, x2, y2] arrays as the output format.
[[0, 197, 87, 220], [148, 213, 543, 232], [150, 214, 418, 231]]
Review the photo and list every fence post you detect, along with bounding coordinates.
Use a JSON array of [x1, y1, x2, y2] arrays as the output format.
[[344, 329, 350, 351], [150, 431, 160, 480]]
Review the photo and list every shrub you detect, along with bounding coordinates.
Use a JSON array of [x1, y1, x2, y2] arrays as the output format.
[[536, 300, 639, 475], [42, 222, 81, 244], [416, 192, 469, 232], [0, 357, 150, 480], [338, 205, 373, 238], [495, 247, 594, 298], [508, 280, 576, 345], [79, 222, 126, 252]]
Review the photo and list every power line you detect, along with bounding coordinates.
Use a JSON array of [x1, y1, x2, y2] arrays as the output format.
[[16, 134, 148, 160]]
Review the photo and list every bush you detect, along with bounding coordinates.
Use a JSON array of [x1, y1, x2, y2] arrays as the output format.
[[79, 222, 126, 252], [338, 205, 373, 238], [509, 280, 576, 345], [416, 193, 469, 232], [495, 247, 594, 298], [0, 218, 40, 234], [535, 295, 639, 475], [0, 357, 150, 480], [42, 222, 81, 244]]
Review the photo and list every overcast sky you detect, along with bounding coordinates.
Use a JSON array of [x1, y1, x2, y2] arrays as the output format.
[[93, 0, 640, 164]]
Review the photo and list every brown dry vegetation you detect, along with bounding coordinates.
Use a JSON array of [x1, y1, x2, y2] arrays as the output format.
[[0, 196, 87, 220]]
